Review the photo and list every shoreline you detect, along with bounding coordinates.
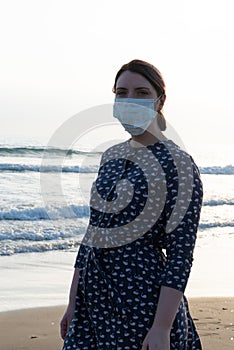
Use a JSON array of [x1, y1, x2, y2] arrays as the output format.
[[1, 235, 234, 313], [0, 298, 233, 350]]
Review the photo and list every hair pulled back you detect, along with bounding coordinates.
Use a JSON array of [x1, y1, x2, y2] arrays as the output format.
[[113, 59, 166, 131]]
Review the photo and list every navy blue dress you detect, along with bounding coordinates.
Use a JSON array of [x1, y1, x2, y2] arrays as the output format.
[[62, 139, 203, 350]]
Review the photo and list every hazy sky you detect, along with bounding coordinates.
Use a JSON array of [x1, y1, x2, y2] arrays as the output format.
[[0, 0, 233, 145]]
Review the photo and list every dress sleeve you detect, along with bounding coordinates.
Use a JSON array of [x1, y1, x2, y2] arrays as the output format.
[[157, 156, 203, 293], [74, 151, 107, 269], [74, 243, 89, 269]]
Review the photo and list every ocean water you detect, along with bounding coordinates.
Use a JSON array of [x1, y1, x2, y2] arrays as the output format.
[[0, 136, 233, 257]]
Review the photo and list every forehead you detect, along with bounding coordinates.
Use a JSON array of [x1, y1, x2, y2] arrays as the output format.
[[116, 70, 154, 89]]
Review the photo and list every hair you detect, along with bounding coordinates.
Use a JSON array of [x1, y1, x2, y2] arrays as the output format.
[[112, 59, 167, 131]]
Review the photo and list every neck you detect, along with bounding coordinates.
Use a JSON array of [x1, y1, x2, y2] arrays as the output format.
[[130, 121, 167, 148]]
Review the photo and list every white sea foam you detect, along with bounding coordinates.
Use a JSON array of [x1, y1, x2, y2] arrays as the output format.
[[0, 204, 90, 221], [0, 238, 83, 256], [200, 165, 234, 174], [203, 199, 234, 206], [0, 163, 234, 174], [199, 221, 234, 229], [0, 163, 98, 173]]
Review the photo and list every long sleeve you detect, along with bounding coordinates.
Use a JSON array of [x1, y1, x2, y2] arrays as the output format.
[[74, 151, 107, 269], [74, 242, 89, 269], [157, 156, 203, 293]]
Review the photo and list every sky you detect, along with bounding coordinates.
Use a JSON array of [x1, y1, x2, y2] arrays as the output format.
[[0, 0, 234, 146]]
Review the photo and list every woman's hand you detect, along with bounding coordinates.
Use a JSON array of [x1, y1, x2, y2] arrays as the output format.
[[60, 268, 80, 340], [60, 306, 75, 340], [141, 286, 182, 349], [141, 325, 170, 350]]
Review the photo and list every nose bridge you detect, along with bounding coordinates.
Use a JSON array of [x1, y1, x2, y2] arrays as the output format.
[[126, 89, 136, 98]]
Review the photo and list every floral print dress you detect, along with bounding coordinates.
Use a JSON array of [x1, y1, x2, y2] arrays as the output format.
[[62, 139, 203, 350]]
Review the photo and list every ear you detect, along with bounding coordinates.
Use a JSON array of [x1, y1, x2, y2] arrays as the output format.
[[155, 94, 166, 112], [160, 94, 166, 108]]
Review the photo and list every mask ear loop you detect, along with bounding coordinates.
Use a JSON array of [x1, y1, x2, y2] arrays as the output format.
[[154, 94, 165, 115], [154, 94, 163, 107], [153, 94, 166, 132]]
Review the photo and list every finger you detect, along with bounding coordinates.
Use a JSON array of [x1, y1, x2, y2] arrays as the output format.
[[60, 326, 65, 339], [61, 328, 67, 340], [60, 319, 64, 338], [60, 320, 67, 340]]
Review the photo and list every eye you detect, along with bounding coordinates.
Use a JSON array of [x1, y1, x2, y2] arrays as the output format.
[[138, 90, 149, 96], [116, 91, 126, 97]]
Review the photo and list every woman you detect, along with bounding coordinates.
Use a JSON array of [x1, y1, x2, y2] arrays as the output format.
[[60, 59, 203, 350]]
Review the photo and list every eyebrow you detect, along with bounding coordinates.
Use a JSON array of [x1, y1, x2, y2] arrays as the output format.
[[116, 87, 151, 90]]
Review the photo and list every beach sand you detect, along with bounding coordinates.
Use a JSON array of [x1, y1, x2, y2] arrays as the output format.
[[0, 298, 233, 350]]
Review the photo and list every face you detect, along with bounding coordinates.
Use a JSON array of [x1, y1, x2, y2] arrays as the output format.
[[115, 70, 162, 112]]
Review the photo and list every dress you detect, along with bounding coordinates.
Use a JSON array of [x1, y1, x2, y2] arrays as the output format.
[[62, 139, 203, 350]]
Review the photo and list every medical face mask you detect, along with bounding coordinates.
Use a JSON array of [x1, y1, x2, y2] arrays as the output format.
[[113, 98, 157, 136]]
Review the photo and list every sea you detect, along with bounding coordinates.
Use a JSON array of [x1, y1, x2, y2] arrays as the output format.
[[0, 135, 233, 310], [0, 135, 233, 256]]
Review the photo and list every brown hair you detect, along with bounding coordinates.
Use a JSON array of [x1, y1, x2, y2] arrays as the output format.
[[112, 59, 167, 131]]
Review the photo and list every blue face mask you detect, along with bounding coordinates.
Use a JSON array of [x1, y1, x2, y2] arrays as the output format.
[[113, 98, 157, 136]]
